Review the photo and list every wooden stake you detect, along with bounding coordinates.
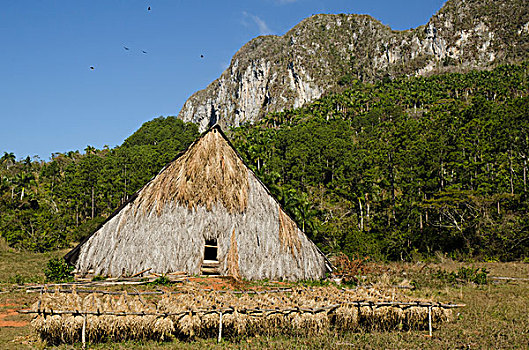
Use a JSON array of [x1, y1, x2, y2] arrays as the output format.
[[428, 306, 432, 337], [217, 311, 223, 343], [130, 268, 152, 278], [82, 314, 87, 349]]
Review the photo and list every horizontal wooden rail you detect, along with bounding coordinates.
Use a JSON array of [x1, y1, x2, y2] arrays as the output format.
[[490, 276, 529, 282], [26, 287, 295, 295], [18, 300, 465, 318]]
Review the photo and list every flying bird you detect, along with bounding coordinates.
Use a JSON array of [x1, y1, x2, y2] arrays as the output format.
[[90, 66, 95, 70], [148, 6, 151, 11], [200, 54, 204, 58], [142, 50, 147, 54], [123, 46, 130, 51]]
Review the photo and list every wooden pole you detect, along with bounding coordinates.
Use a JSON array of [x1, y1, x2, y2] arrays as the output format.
[[217, 311, 223, 343], [490, 276, 529, 282], [130, 268, 152, 278], [428, 306, 432, 337], [82, 313, 87, 349], [17, 301, 466, 317]]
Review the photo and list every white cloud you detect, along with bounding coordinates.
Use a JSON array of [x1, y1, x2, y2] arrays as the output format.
[[242, 11, 273, 35]]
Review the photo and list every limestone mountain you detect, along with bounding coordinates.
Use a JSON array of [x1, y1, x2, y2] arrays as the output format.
[[178, 0, 529, 131]]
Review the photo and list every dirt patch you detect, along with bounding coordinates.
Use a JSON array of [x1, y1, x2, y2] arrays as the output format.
[[0, 303, 28, 328], [0, 303, 17, 308]]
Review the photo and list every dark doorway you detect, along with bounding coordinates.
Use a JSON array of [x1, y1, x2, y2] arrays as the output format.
[[204, 239, 218, 261], [202, 239, 219, 276]]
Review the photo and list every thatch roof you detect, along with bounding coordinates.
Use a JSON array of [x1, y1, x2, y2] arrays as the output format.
[[65, 125, 330, 281]]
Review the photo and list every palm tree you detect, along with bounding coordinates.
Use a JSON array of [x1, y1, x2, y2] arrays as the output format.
[[66, 150, 81, 162], [291, 192, 318, 233], [13, 172, 35, 201], [1, 152, 16, 169], [23, 156, 32, 170], [84, 145, 96, 155]]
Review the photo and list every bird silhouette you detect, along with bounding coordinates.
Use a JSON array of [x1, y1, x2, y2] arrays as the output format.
[[200, 54, 204, 58], [90, 66, 95, 70], [123, 46, 130, 51], [148, 6, 151, 11], [142, 50, 147, 54]]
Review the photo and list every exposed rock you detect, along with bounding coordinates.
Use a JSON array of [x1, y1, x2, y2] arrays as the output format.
[[178, 0, 529, 131]]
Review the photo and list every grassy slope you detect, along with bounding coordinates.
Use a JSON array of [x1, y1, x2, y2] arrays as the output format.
[[0, 250, 527, 349], [0, 249, 67, 285]]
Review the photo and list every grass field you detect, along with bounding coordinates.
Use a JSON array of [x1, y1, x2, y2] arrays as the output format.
[[0, 249, 527, 349]]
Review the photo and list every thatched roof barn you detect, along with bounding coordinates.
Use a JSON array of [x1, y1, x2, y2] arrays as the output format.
[[65, 125, 331, 281]]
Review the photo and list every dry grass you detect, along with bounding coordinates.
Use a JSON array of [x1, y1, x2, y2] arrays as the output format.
[[28, 285, 453, 344], [278, 209, 301, 256], [226, 229, 240, 280], [134, 127, 249, 216], [1, 261, 528, 349]]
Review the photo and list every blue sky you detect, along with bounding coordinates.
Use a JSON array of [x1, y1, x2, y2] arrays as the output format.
[[0, 0, 446, 160]]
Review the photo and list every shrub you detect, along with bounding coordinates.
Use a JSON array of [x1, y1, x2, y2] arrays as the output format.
[[432, 268, 458, 284], [456, 267, 488, 285], [150, 275, 172, 285], [44, 258, 74, 282]]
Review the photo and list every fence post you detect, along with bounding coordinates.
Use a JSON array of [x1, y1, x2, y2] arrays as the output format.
[[428, 306, 432, 337], [82, 313, 87, 349], [217, 311, 223, 343]]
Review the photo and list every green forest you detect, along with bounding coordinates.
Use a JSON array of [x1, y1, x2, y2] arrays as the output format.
[[1, 62, 528, 261]]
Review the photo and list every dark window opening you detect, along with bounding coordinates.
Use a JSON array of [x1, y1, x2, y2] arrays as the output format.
[[204, 239, 218, 261]]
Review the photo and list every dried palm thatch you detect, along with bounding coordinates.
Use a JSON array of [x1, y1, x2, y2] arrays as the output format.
[[29, 286, 456, 344], [291, 311, 330, 334], [370, 306, 405, 330], [134, 127, 249, 215], [432, 306, 453, 324], [278, 209, 301, 256], [226, 229, 240, 280], [66, 126, 329, 281], [334, 304, 359, 331], [177, 312, 202, 338]]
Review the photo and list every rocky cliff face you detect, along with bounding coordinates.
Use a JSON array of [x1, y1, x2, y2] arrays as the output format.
[[178, 0, 529, 131]]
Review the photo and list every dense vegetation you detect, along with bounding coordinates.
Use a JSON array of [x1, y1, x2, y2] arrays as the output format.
[[1, 62, 528, 261], [230, 62, 529, 261]]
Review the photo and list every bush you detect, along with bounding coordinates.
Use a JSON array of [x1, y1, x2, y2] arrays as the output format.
[[432, 268, 458, 284], [457, 267, 488, 285], [149, 275, 172, 285], [413, 266, 489, 289], [44, 258, 74, 282]]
